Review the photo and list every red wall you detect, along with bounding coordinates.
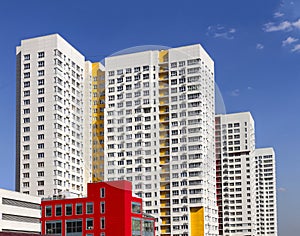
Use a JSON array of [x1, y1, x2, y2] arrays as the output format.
[[41, 180, 154, 236]]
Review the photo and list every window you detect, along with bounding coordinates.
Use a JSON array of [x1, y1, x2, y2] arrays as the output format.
[[38, 52, 45, 58], [100, 188, 105, 198], [38, 143, 44, 149], [66, 219, 82, 234], [38, 153, 44, 158], [100, 202, 105, 214], [24, 81, 30, 87], [66, 204, 72, 215], [24, 54, 30, 61], [86, 202, 94, 214], [24, 72, 31, 79], [38, 180, 44, 186], [38, 61, 44, 67], [38, 171, 44, 177], [38, 115, 44, 121], [100, 217, 105, 229], [38, 106, 44, 112], [132, 202, 141, 214], [23, 118, 30, 123], [37, 190, 44, 196], [76, 203, 82, 214], [86, 218, 94, 230], [55, 205, 62, 216], [45, 206, 52, 217], [24, 99, 30, 105], [24, 90, 30, 97], [38, 97, 44, 103], [38, 70, 45, 76], [38, 88, 45, 94], [38, 79, 44, 85], [46, 221, 62, 234], [38, 162, 44, 167], [132, 218, 141, 236], [38, 134, 44, 140]]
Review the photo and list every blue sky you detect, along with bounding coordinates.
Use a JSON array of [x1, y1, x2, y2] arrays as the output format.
[[0, 0, 299, 234]]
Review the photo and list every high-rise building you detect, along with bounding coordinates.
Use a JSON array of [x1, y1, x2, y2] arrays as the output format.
[[254, 148, 277, 236], [91, 62, 105, 182], [16, 34, 92, 197], [215, 112, 277, 236], [104, 45, 218, 236]]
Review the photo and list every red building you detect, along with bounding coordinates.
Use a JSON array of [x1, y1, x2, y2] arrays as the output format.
[[41, 180, 155, 236]]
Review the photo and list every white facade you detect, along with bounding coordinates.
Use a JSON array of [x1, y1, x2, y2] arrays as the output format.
[[104, 45, 218, 236], [215, 112, 278, 236], [254, 148, 278, 236], [0, 188, 41, 233], [16, 34, 92, 198]]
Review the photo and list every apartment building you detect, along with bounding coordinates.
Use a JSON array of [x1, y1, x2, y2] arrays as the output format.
[[103, 45, 218, 236], [91, 62, 105, 182], [254, 148, 277, 236], [16, 34, 92, 197], [0, 188, 41, 233], [215, 112, 277, 236]]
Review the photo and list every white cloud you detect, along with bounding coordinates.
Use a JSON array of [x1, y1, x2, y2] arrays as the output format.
[[230, 89, 240, 97], [292, 18, 300, 29], [256, 43, 264, 50], [263, 18, 300, 32], [278, 187, 287, 192], [274, 12, 284, 18], [282, 36, 298, 46], [291, 44, 300, 52], [263, 21, 292, 32], [247, 86, 253, 90], [207, 25, 236, 40]]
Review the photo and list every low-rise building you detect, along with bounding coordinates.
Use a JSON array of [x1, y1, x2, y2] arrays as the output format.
[[41, 180, 155, 236], [0, 188, 41, 233]]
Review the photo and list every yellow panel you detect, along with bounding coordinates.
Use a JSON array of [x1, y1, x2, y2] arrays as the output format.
[[159, 50, 168, 63], [190, 207, 204, 236]]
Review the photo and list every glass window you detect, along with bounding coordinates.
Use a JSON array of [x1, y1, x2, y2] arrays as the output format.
[[55, 205, 62, 216], [66, 219, 82, 234], [100, 202, 105, 214], [86, 202, 94, 214], [46, 206, 52, 217], [46, 221, 61, 234], [132, 218, 141, 236], [143, 220, 154, 236], [132, 202, 141, 214], [86, 218, 94, 230], [100, 217, 105, 229], [100, 188, 105, 198], [66, 204, 72, 216], [76, 203, 83, 215]]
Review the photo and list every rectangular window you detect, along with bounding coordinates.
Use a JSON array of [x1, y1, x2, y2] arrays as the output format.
[[38, 70, 45, 76], [100, 202, 105, 214], [86, 202, 94, 214], [66, 204, 72, 216], [55, 205, 62, 216], [132, 202, 141, 214], [38, 61, 45, 67], [24, 54, 30, 60], [46, 221, 61, 234], [100, 217, 105, 229], [38, 52, 45, 58], [132, 218, 141, 236], [66, 219, 82, 234], [45, 206, 52, 217], [76, 203, 82, 215], [24, 72, 30, 78], [100, 188, 105, 198], [86, 218, 94, 230]]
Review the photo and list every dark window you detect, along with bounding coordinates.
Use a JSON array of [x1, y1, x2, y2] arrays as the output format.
[[66, 204, 72, 216]]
